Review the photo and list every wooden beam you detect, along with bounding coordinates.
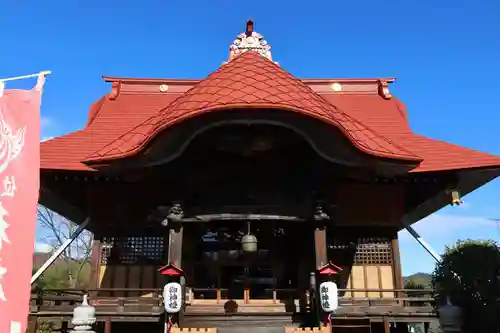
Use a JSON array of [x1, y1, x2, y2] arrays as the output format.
[[38, 186, 86, 223], [175, 214, 305, 222]]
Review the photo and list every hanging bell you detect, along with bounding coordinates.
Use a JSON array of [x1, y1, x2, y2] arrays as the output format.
[[241, 221, 258, 253]]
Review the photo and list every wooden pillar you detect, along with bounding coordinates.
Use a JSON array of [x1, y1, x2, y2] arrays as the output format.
[[383, 317, 390, 333], [168, 226, 183, 268], [27, 317, 38, 333], [89, 236, 101, 292], [391, 236, 404, 297], [167, 225, 184, 326], [314, 226, 328, 269], [104, 316, 112, 333], [313, 225, 327, 325]]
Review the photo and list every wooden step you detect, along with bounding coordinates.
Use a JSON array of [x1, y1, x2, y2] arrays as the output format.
[[183, 313, 296, 331], [186, 302, 288, 314]]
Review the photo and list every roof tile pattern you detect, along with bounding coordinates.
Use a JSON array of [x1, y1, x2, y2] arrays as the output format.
[[84, 51, 420, 163], [40, 93, 500, 173]]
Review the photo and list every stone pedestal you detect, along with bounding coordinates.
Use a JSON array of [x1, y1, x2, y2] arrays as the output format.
[[70, 294, 96, 333], [438, 299, 463, 333]]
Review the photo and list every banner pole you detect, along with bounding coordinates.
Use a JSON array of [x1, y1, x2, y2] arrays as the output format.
[[0, 71, 52, 97], [0, 71, 52, 83]]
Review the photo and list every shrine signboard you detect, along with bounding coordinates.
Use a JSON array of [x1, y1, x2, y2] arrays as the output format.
[[0, 78, 44, 333]]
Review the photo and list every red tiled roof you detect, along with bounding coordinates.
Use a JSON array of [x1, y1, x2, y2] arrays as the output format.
[[40, 94, 180, 171], [40, 53, 500, 173], [82, 52, 420, 164], [322, 94, 500, 172]]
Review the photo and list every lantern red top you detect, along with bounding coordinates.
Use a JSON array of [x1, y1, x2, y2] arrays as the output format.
[[318, 262, 343, 275], [158, 263, 184, 277]]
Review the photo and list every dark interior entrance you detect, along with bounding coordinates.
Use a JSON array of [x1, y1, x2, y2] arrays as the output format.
[[219, 264, 276, 299], [220, 266, 245, 299], [190, 221, 300, 301]]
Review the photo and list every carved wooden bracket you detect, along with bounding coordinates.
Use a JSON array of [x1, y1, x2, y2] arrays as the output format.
[[109, 81, 121, 100], [378, 80, 392, 99]]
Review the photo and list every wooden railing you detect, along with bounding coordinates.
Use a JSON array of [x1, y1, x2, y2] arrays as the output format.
[[30, 288, 163, 316], [30, 287, 434, 315], [187, 287, 434, 305]]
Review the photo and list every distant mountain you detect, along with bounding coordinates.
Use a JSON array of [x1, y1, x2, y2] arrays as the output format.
[[404, 272, 432, 287]]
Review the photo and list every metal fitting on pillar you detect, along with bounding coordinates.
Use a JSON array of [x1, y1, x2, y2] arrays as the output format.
[[313, 203, 330, 221], [71, 294, 96, 333], [310, 271, 317, 290]]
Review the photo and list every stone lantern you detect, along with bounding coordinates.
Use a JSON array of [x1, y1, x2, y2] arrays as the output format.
[[71, 294, 96, 333], [241, 221, 257, 253], [438, 296, 463, 333]]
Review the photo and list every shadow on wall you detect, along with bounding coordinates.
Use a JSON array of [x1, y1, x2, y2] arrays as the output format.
[[327, 241, 357, 296], [98, 237, 167, 297]]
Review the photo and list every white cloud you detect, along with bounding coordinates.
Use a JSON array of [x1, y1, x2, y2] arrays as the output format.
[[41, 116, 52, 129], [34, 243, 53, 253], [40, 115, 55, 141]]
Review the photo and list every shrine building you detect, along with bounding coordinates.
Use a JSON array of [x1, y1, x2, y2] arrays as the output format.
[[37, 20, 500, 333]]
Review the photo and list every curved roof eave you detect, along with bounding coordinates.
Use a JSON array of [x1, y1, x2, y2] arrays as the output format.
[[81, 51, 421, 165], [81, 102, 421, 165]]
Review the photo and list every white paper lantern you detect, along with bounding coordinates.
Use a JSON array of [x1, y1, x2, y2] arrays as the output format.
[[163, 282, 183, 313], [319, 281, 338, 312]]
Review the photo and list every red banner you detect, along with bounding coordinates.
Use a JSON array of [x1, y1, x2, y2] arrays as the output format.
[[0, 87, 41, 333]]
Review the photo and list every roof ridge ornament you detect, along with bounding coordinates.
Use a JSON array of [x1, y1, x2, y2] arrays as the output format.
[[225, 20, 279, 66]]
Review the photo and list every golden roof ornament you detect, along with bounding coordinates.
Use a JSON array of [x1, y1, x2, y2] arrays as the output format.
[[225, 20, 278, 65]]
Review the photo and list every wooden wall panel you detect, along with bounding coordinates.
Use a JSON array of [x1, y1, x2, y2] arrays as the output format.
[[112, 266, 127, 296], [380, 265, 395, 298], [140, 265, 157, 297], [333, 184, 405, 226], [95, 234, 167, 296], [341, 264, 395, 299], [365, 266, 379, 298], [98, 264, 162, 297], [128, 266, 142, 296], [351, 265, 365, 297]]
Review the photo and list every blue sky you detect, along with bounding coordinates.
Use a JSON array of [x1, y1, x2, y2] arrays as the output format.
[[2, 0, 500, 275]]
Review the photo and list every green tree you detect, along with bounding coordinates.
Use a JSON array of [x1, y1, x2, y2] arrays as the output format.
[[34, 261, 91, 289], [31, 267, 47, 290], [35, 206, 93, 288], [404, 279, 427, 297], [432, 239, 500, 333]]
